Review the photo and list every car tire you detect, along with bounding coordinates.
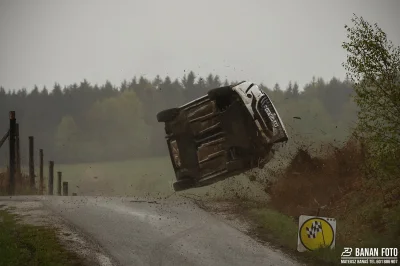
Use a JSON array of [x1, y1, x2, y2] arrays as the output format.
[[176, 169, 191, 180], [207, 86, 233, 100], [157, 108, 180, 122], [173, 179, 195, 191]]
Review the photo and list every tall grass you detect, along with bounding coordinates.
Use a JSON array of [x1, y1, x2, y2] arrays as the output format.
[[0, 171, 38, 195]]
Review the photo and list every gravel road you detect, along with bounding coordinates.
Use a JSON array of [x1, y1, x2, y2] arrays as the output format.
[[1, 196, 300, 266]]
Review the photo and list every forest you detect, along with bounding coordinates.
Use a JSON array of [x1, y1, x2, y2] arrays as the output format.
[[0, 72, 357, 164]]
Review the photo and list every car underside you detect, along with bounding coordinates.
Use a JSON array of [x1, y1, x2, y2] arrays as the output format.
[[157, 84, 284, 191]]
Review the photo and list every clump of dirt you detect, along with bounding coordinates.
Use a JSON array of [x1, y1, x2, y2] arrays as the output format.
[[268, 138, 364, 218], [286, 148, 323, 174]]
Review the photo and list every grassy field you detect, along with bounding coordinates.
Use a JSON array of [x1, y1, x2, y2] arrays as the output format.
[[56, 156, 176, 197], [38, 156, 272, 199], [0, 156, 179, 197], [1, 152, 286, 198], [0, 206, 85, 266]]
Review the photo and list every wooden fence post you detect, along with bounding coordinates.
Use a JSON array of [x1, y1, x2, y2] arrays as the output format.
[[62, 182, 68, 196], [48, 161, 54, 195], [29, 136, 35, 189], [39, 149, 44, 195], [15, 123, 21, 177], [8, 111, 16, 195], [57, 172, 62, 196]]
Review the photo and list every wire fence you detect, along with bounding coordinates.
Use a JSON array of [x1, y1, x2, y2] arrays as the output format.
[[0, 111, 70, 196]]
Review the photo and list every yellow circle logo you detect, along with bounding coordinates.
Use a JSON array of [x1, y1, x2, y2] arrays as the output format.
[[299, 218, 334, 251]]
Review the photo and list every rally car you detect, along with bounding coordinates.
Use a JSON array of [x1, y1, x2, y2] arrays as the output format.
[[157, 81, 288, 191]]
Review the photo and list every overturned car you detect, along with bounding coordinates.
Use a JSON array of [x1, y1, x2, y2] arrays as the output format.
[[157, 81, 288, 191]]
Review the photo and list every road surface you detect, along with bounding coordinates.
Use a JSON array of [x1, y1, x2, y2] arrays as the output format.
[[2, 196, 300, 266]]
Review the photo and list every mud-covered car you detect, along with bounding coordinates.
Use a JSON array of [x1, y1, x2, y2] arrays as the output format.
[[157, 81, 288, 191]]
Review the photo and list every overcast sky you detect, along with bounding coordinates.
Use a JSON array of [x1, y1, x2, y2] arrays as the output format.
[[0, 0, 399, 91]]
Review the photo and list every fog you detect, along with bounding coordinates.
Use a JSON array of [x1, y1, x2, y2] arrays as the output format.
[[0, 0, 399, 91]]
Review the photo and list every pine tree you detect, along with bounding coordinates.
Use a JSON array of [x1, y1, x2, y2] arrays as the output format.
[[182, 71, 197, 101], [128, 77, 137, 91], [292, 82, 300, 98], [152, 75, 163, 88], [285, 81, 293, 98], [213, 75, 222, 88], [273, 83, 281, 92], [120, 79, 128, 92]]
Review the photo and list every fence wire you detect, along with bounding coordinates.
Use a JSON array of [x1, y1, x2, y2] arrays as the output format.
[[0, 130, 9, 149]]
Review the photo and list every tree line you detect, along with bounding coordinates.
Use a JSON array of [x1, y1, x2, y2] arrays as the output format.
[[0, 72, 357, 164]]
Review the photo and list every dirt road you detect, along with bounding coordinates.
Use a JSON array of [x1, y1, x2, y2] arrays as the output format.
[[0, 196, 300, 266]]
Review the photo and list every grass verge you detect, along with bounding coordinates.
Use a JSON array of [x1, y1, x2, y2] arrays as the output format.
[[246, 204, 342, 266], [0, 206, 86, 266], [0, 172, 38, 196]]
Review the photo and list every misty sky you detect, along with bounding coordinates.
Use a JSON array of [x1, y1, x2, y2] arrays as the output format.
[[0, 0, 399, 91]]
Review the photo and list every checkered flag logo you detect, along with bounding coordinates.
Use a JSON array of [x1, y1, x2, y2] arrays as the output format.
[[306, 221, 323, 239]]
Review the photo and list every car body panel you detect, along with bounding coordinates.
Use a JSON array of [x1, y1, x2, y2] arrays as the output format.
[[231, 81, 288, 144]]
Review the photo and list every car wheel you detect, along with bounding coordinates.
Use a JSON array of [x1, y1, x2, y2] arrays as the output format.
[[176, 169, 191, 180], [207, 86, 233, 100], [157, 108, 180, 122], [173, 179, 195, 191]]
